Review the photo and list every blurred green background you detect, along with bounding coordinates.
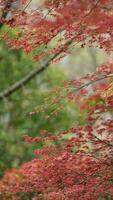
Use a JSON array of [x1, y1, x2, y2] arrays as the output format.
[[0, 21, 107, 176]]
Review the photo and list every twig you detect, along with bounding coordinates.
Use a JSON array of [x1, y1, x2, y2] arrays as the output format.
[[23, 0, 33, 11], [65, 74, 113, 92]]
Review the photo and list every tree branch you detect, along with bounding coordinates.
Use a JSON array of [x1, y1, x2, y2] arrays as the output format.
[[0, 58, 50, 100], [0, 41, 72, 100], [65, 74, 113, 92]]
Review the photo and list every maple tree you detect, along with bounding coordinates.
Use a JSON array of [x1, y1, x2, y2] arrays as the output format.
[[0, 0, 113, 99], [0, 0, 113, 200]]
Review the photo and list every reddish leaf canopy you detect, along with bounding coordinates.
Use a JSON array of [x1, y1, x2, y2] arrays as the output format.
[[0, 67, 113, 199], [1, 0, 113, 57], [0, 1, 113, 200]]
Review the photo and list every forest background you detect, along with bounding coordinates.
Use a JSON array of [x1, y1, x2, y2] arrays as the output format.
[[0, 0, 109, 177]]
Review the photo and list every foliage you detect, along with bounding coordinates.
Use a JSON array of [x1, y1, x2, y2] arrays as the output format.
[[0, 65, 113, 200], [1, 0, 113, 59], [0, 40, 82, 176], [0, 0, 113, 200]]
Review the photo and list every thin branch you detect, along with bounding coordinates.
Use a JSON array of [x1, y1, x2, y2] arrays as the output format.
[[23, 0, 33, 11], [94, 134, 113, 148], [68, 74, 113, 93]]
